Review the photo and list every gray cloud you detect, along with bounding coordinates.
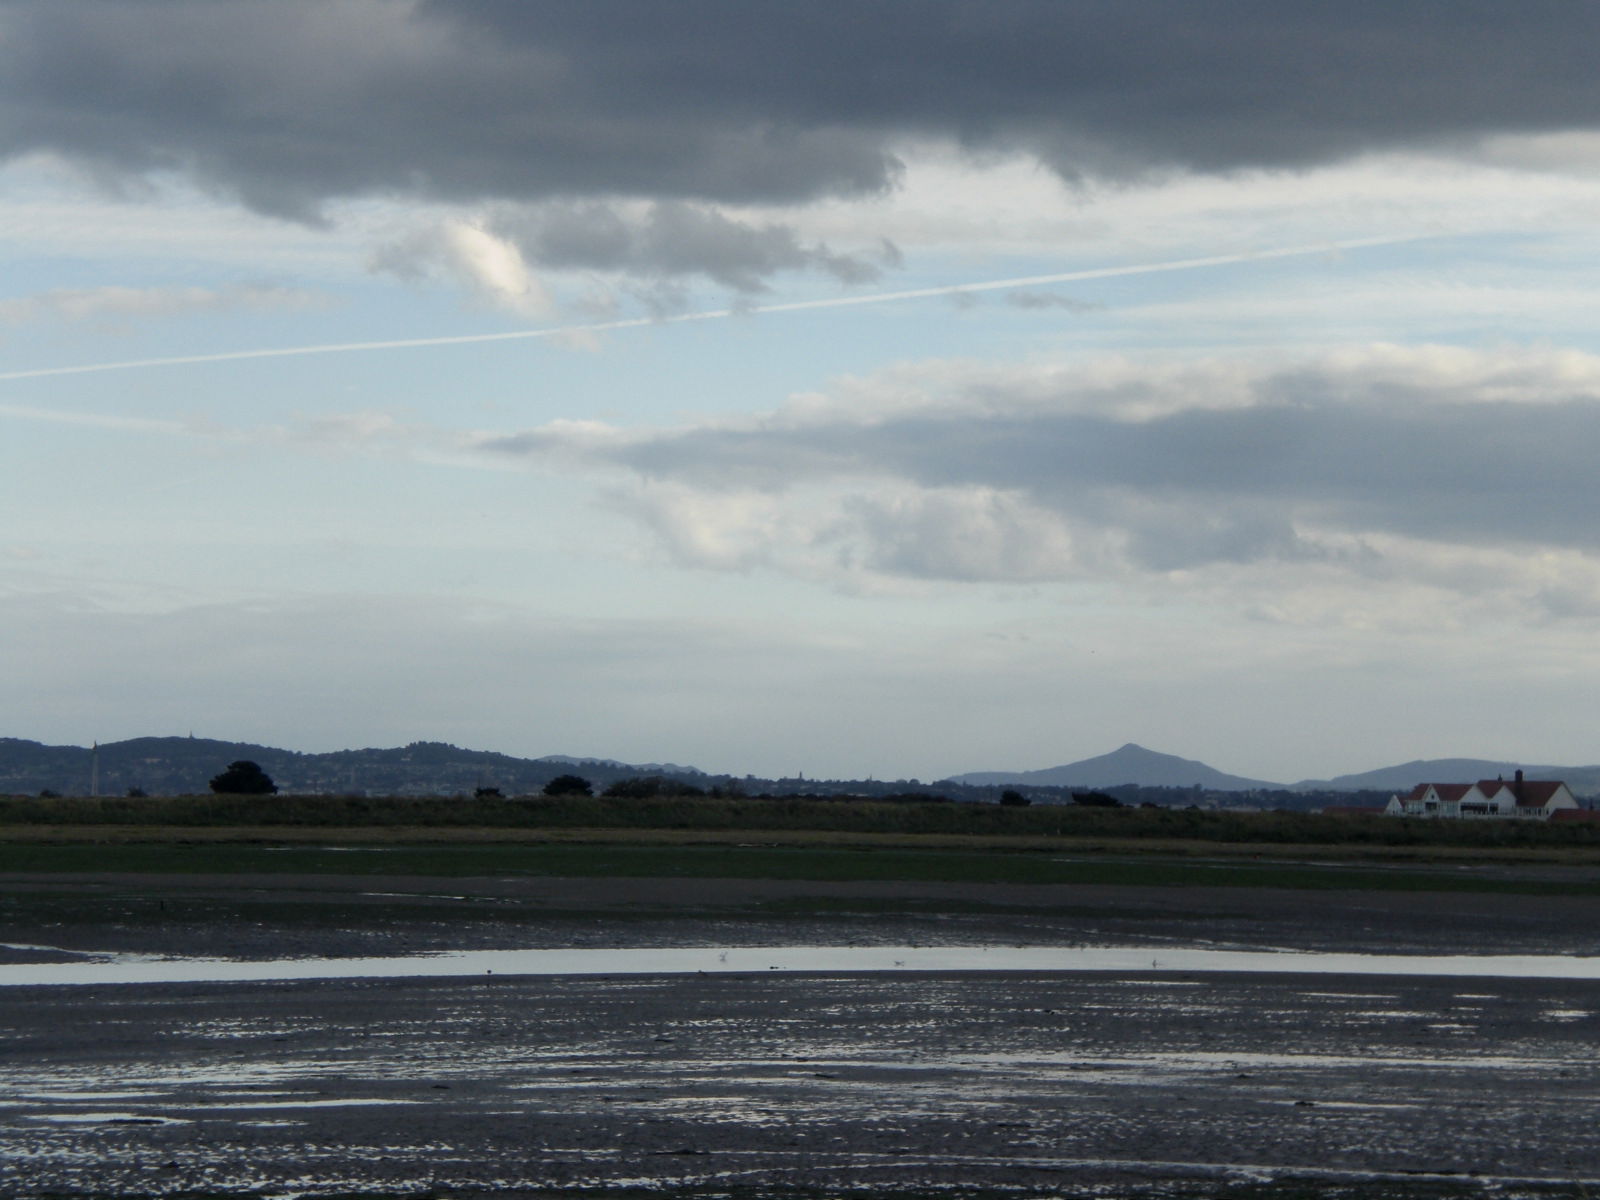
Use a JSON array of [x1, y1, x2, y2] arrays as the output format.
[[491, 201, 884, 292], [1006, 291, 1102, 313], [639, 402, 1600, 562], [5, 2, 1599, 218], [482, 354, 1600, 578]]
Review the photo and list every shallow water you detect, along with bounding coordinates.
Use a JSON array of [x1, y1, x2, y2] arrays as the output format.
[[7, 942, 1600, 986]]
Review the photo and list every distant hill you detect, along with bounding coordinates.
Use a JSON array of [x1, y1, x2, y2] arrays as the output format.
[[1293, 758, 1600, 797], [11, 734, 1598, 802], [0, 736, 706, 798], [947, 743, 1283, 791]]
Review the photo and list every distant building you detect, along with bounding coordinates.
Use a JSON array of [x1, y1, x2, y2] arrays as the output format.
[[1385, 770, 1579, 820]]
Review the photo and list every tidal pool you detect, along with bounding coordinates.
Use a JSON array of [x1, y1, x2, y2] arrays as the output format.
[[7, 943, 1600, 986]]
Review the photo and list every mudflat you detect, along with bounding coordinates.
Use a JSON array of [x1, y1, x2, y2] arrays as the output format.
[[5, 867, 1600, 1197]]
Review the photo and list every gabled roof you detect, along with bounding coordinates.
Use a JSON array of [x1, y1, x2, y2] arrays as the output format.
[[1476, 779, 1568, 806], [1518, 780, 1568, 805], [1397, 783, 1473, 802]]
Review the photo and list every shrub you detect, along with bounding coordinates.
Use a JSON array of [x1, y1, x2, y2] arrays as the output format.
[[603, 775, 706, 799], [543, 774, 593, 797], [1071, 791, 1121, 807], [209, 761, 277, 795]]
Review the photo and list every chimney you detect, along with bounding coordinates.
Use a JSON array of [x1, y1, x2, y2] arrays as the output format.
[[1514, 768, 1524, 803]]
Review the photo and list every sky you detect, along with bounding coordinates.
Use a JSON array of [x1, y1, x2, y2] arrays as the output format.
[[5, 1, 1600, 785]]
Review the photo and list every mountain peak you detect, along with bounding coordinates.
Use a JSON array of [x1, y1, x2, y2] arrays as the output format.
[[947, 744, 1281, 790]]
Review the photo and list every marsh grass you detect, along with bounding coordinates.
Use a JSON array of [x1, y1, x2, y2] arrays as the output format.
[[5, 792, 1600, 851], [3, 839, 1598, 894]]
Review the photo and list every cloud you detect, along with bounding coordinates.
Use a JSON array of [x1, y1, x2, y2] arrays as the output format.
[[490, 199, 887, 293], [5, 3, 1600, 217], [477, 345, 1600, 596], [1006, 290, 1102, 313], [3, 238, 1406, 383], [0, 282, 324, 327], [370, 220, 553, 316], [843, 486, 1081, 582]]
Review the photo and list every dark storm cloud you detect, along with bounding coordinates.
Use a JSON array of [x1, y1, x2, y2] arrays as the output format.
[[3, 1, 1598, 218]]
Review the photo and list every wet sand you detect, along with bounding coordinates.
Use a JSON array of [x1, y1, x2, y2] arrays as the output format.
[[8, 866, 1600, 958], [6, 870, 1600, 1196]]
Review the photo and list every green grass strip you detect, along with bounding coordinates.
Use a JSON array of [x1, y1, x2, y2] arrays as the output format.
[[3, 840, 1598, 895]]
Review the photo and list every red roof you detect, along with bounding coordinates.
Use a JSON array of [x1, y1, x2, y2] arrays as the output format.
[[1550, 808, 1600, 822], [1518, 780, 1567, 805], [1476, 779, 1568, 806], [1398, 783, 1474, 802]]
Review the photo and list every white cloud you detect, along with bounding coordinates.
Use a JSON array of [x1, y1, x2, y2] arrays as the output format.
[[605, 481, 796, 572], [370, 218, 554, 316], [842, 486, 1081, 582]]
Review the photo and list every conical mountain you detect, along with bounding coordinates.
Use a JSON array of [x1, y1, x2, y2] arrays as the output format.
[[948, 743, 1281, 790]]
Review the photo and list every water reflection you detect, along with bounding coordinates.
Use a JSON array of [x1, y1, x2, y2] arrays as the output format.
[[5, 944, 1600, 986]]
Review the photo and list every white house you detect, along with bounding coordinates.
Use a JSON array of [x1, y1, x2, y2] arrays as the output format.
[[1385, 770, 1579, 820]]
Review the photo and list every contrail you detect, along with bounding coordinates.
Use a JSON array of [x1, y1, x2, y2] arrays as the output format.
[[0, 235, 1418, 383]]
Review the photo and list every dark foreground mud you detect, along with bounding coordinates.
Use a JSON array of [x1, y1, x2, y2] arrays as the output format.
[[9, 970, 1600, 1196], [5, 871, 1600, 1197]]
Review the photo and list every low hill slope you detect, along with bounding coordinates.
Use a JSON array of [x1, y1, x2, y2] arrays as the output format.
[[1295, 758, 1600, 796], [0, 736, 705, 798]]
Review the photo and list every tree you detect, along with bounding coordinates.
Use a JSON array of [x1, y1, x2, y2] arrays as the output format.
[[209, 760, 277, 795], [603, 775, 706, 799], [543, 774, 593, 797], [999, 789, 1030, 807], [1071, 790, 1121, 807], [474, 785, 503, 799]]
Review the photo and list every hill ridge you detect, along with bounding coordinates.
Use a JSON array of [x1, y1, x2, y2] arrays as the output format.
[[0, 736, 707, 798], [947, 742, 1282, 791]]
